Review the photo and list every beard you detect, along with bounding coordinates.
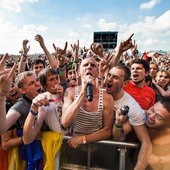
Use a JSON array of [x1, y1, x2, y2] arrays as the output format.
[[132, 78, 145, 85]]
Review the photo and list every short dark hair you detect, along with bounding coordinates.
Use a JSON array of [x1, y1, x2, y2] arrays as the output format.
[[115, 64, 131, 81], [131, 59, 150, 72], [38, 67, 57, 87], [32, 59, 46, 68], [159, 98, 170, 113]]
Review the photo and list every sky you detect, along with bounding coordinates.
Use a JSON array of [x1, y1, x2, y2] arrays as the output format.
[[0, 0, 170, 54]]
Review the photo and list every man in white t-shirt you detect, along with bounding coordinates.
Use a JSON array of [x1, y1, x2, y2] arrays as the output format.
[[106, 64, 151, 170]]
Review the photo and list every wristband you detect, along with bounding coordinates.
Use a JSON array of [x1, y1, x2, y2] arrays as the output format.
[[82, 135, 87, 144], [114, 123, 123, 129], [29, 109, 38, 116]]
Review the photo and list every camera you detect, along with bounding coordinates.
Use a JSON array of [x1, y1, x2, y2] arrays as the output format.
[[120, 105, 129, 116]]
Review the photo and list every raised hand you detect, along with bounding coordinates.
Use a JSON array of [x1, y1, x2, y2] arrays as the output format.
[[0, 53, 16, 97], [35, 34, 45, 47], [0, 53, 8, 70], [53, 41, 68, 56], [71, 40, 79, 60], [91, 43, 104, 58], [99, 53, 113, 75], [31, 92, 52, 112], [131, 39, 138, 53], [22, 39, 30, 55], [53, 42, 68, 65], [131, 39, 139, 59], [51, 84, 64, 95], [118, 33, 134, 53], [83, 46, 89, 53]]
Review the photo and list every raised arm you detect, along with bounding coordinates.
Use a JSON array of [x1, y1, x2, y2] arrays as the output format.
[[18, 39, 30, 73], [23, 92, 51, 144], [61, 87, 85, 128], [71, 40, 79, 61], [110, 33, 134, 68], [91, 43, 105, 59], [112, 109, 130, 140], [53, 44, 67, 85], [35, 34, 58, 69], [0, 54, 16, 133]]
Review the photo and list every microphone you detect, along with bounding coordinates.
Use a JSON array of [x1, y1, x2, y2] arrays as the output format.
[[87, 82, 93, 102]]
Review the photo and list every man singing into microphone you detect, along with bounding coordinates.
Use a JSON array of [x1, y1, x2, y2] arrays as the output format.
[[61, 55, 114, 148]]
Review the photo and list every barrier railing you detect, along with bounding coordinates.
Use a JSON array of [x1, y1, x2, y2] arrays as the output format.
[[62, 136, 139, 170]]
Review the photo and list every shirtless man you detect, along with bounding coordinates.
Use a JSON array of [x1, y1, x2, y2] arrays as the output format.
[[146, 98, 170, 170]]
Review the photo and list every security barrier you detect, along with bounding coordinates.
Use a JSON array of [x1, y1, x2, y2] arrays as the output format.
[[60, 136, 139, 170]]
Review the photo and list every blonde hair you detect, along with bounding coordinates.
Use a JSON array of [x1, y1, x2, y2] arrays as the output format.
[[156, 70, 170, 89]]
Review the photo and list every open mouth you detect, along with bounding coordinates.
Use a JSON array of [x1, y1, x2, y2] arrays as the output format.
[[107, 84, 113, 88], [86, 72, 92, 76], [132, 74, 139, 80], [71, 78, 76, 81], [106, 83, 113, 92], [133, 73, 139, 77]]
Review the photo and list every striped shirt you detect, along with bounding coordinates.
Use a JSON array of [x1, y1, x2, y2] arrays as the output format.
[[72, 87, 104, 135]]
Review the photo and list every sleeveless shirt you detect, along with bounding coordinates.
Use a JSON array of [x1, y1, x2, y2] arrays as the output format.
[[72, 87, 104, 135]]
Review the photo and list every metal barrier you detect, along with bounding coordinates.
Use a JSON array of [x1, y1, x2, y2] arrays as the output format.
[[62, 136, 139, 170]]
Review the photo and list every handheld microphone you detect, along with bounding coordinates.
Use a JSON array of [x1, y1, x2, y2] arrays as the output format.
[[87, 82, 93, 102]]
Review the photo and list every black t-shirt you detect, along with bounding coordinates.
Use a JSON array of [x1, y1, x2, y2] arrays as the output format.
[[9, 95, 50, 131]]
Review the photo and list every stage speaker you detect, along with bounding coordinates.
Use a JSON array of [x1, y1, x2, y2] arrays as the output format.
[[93, 31, 118, 49]]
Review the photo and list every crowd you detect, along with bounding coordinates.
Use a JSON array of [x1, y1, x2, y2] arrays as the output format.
[[0, 33, 170, 170]]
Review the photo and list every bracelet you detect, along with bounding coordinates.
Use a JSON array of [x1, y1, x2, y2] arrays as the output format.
[[29, 109, 38, 116], [114, 123, 123, 129], [58, 67, 66, 72], [82, 135, 87, 144]]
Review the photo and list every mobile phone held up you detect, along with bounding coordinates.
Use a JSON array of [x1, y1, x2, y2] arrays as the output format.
[[120, 105, 129, 116]]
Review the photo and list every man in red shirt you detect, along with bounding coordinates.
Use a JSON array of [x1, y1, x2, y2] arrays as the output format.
[[124, 59, 156, 110]]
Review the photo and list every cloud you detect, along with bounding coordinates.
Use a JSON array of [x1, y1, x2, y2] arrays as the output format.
[[128, 10, 170, 35], [68, 30, 79, 38], [97, 18, 117, 30], [83, 24, 91, 28], [0, 0, 39, 13], [21, 24, 48, 33], [140, 0, 161, 10], [0, 17, 48, 54], [95, 10, 170, 52]]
